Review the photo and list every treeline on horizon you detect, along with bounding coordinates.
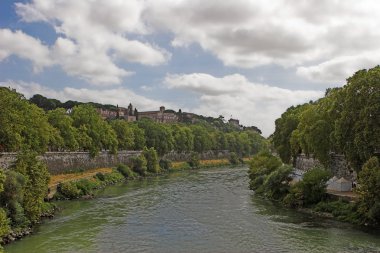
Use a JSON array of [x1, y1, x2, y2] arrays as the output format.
[[0, 87, 267, 158], [272, 66, 379, 171]]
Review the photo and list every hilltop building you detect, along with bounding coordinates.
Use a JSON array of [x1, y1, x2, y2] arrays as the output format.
[[138, 106, 178, 123], [228, 118, 240, 127]]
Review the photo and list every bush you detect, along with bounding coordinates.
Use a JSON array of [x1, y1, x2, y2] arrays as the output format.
[[0, 208, 10, 241], [58, 181, 81, 199], [130, 155, 148, 176], [75, 178, 100, 195], [95, 172, 105, 181], [117, 164, 135, 179], [102, 171, 125, 184], [143, 147, 160, 174], [261, 165, 293, 200], [248, 152, 282, 190], [159, 159, 172, 171], [229, 152, 240, 165], [284, 167, 330, 207], [188, 152, 200, 168], [357, 157, 380, 226]]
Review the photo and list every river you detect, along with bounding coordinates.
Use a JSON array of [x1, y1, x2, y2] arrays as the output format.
[[5, 166, 380, 253]]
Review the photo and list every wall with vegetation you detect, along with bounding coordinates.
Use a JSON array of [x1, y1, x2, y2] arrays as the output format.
[[295, 153, 356, 180], [0, 151, 142, 175], [163, 150, 230, 162]]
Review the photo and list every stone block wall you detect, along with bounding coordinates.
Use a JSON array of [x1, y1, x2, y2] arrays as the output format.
[[0, 151, 142, 175], [295, 153, 356, 180], [163, 150, 230, 162]]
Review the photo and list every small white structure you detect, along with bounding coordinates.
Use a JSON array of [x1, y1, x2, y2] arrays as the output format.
[[327, 176, 352, 192]]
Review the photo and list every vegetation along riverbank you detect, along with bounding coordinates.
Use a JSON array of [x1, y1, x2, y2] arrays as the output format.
[[249, 67, 379, 228], [0, 86, 268, 250]]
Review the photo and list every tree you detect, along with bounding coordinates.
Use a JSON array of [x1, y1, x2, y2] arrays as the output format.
[[71, 105, 118, 156], [172, 125, 194, 152], [357, 157, 380, 226], [0, 87, 56, 153], [110, 120, 134, 150], [143, 147, 160, 173], [335, 67, 380, 171], [13, 153, 50, 223], [48, 108, 79, 151], [284, 167, 330, 207]]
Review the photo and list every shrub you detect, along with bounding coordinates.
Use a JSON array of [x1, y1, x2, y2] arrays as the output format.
[[188, 152, 200, 168], [143, 147, 160, 174], [284, 167, 330, 207], [159, 159, 172, 171], [229, 152, 240, 165], [58, 181, 81, 199], [95, 172, 105, 181], [75, 178, 100, 195], [356, 157, 380, 226], [130, 155, 148, 176], [261, 165, 293, 200], [0, 208, 10, 240], [117, 164, 135, 179], [102, 171, 125, 184], [248, 152, 282, 191]]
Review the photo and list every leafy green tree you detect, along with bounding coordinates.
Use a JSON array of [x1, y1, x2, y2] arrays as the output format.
[[130, 155, 148, 176], [137, 119, 174, 155], [248, 152, 282, 191], [261, 165, 293, 200], [284, 167, 330, 207], [48, 108, 79, 151], [71, 105, 118, 156], [0, 208, 10, 240], [29, 94, 62, 111], [272, 104, 310, 163], [130, 124, 146, 150], [191, 125, 212, 153], [143, 147, 160, 173], [13, 152, 50, 223], [0, 87, 57, 153], [172, 125, 194, 152], [357, 157, 380, 226], [335, 67, 380, 170], [110, 120, 134, 150]]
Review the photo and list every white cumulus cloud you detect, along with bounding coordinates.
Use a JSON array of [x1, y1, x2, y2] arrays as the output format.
[[165, 73, 323, 136]]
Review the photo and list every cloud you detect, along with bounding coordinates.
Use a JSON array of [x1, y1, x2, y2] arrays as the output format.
[[12, 0, 170, 85], [0, 29, 52, 72], [164, 73, 323, 136], [144, 0, 380, 83], [1, 80, 173, 111]]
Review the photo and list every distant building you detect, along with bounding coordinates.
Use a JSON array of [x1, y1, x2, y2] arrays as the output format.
[[138, 106, 178, 123], [228, 118, 240, 127], [96, 103, 136, 121]]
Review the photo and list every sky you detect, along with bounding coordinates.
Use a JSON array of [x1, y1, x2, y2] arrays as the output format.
[[1, 0, 379, 136]]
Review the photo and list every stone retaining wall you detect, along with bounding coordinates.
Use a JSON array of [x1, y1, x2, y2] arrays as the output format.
[[163, 150, 230, 161], [0, 151, 142, 175], [295, 153, 356, 180]]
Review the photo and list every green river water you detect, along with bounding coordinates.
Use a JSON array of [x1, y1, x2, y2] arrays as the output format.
[[5, 166, 380, 253]]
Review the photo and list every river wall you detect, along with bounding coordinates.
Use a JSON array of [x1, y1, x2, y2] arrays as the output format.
[[0, 150, 230, 175], [0, 151, 142, 175], [163, 150, 230, 161], [295, 153, 356, 180]]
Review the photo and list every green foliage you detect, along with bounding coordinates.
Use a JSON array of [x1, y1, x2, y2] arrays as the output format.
[[116, 164, 136, 179], [143, 147, 160, 174], [284, 167, 331, 207], [75, 179, 101, 195], [357, 157, 380, 226], [261, 165, 293, 200], [48, 108, 79, 151], [314, 200, 359, 223], [229, 152, 240, 165], [13, 152, 50, 223], [71, 104, 118, 156], [0, 87, 57, 153], [191, 125, 212, 153], [110, 120, 135, 150], [130, 155, 148, 176], [57, 181, 81, 199], [0, 208, 10, 240], [188, 152, 201, 168], [159, 159, 172, 171]]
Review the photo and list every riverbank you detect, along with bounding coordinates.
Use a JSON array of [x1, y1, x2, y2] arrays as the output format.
[[1, 158, 245, 249], [6, 166, 380, 253]]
